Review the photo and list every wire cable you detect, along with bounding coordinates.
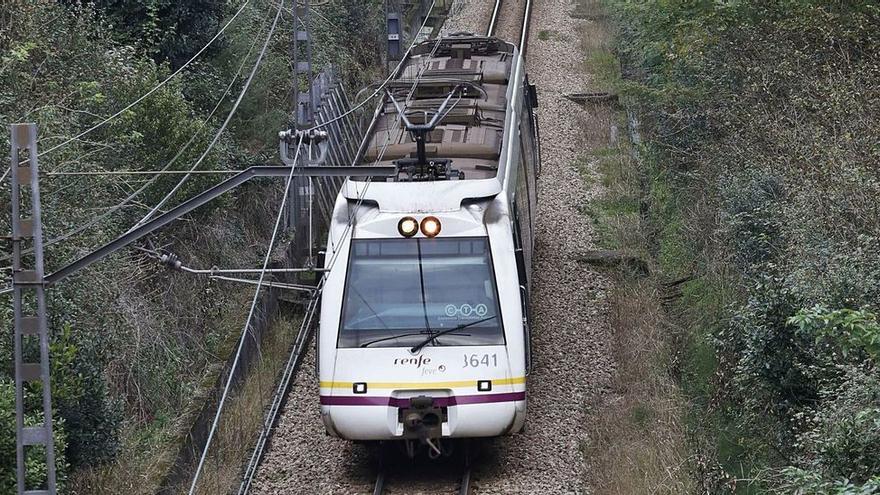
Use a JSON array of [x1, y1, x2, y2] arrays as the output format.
[[133, 0, 283, 228], [302, 2, 437, 133], [35, 0, 252, 159], [186, 1, 288, 492], [0, 8, 270, 266], [237, 6, 440, 492]]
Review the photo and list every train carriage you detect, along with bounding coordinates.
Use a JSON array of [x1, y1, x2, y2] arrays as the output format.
[[317, 34, 539, 457]]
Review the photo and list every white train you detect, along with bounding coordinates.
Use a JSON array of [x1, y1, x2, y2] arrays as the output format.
[[317, 35, 539, 457]]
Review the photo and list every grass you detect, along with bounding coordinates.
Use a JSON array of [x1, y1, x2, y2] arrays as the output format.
[[583, 280, 696, 494], [64, 284, 254, 495], [573, 0, 696, 492], [173, 313, 301, 495], [65, 290, 299, 495]]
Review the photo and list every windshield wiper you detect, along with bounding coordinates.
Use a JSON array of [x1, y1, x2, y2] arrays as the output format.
[[410, 315, 497, 353], [360, 331, 432, 348]]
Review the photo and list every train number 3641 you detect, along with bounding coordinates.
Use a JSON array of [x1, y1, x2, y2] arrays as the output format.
[[463, 353, 498, 368]]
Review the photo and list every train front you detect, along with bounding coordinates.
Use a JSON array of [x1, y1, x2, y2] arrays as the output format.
[[316, 193, 526, 456]]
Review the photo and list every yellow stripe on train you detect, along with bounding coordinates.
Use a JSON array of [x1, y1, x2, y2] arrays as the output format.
[[319, 376, 526, 389]]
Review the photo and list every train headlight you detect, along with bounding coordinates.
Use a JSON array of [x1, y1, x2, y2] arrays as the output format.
[[420, 216, 441, 238], [398, 216, 419, 237]]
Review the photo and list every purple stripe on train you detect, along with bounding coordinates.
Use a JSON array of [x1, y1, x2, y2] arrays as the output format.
[[320, 391, 526, 407]]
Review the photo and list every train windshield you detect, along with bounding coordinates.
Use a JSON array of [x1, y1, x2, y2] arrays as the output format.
[[338, 237, 505, 348]]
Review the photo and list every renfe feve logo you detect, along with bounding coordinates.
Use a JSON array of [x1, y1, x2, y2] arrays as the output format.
[[394, 355, 432, 368]]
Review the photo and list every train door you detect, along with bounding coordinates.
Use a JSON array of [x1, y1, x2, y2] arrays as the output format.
[[514, 85, 537, 373], [515, 75, 539, 374], [512, 200, 532, 374]]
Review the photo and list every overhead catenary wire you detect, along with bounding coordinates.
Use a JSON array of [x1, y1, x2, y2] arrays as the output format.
[[2, 0, 425, 265], [298, 2, 438, 135], [43, 170, 252, 176], [186, 1, 289, 492]]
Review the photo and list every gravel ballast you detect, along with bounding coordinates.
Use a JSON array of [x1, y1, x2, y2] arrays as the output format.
[[471, 0, 614, 492], [440, 0, 493, 36], [252, 2, 613, 493]]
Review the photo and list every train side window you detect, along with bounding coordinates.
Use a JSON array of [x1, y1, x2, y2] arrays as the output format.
[[520, 82, 538, 176], [525, 74, 538, 109], [520, 84, 539, 235]]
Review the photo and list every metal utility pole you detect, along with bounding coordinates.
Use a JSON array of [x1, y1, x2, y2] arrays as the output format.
[[292, 0, 314, 129], [4, 130, 393, 495], [9, 123, 57, 495], [386, 0, 403, 72], [290, 0, 316, 264]]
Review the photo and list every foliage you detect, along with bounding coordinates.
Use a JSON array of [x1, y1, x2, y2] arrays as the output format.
[[789, 306, 880, 362], [606, 0, 880, 491], [48, 323, 121, 468], [61, 0, 231, 69], [0, 377, 69, 493], [779, 468, 880, 495], [789, 367, 880, 486], [2, 0, 390, 490]]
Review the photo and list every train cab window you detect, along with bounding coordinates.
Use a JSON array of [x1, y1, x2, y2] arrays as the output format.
[[338, 238, 505, 349]]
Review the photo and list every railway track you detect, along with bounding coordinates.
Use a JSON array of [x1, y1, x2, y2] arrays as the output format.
[[486, 0, 502, 37], [370, 441, 473, 495], [248, 2, 536, 492], [488, 0, 531, 52], [372, 465, 471, 495]]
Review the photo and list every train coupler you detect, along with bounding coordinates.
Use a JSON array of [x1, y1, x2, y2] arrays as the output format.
[[400, 395, 448, 458]]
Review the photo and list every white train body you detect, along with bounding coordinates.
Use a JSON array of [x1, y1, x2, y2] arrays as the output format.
[[317, 36, 539, 446]]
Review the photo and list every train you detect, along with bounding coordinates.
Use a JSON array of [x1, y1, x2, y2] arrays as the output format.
[[316, 33, 539, 457]]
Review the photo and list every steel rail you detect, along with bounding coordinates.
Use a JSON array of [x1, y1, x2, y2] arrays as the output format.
[[237, 6, 444, 494], [370, 465, 471, 495], [459, 466, 472, 495], [372, 470, 387, 495], [518, 0, 533, 55], [187, 128, 304, 494], [486, 0, 503, 37], [236, 277, 324, 494]]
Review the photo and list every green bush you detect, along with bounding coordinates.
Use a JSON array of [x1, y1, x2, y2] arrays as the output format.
[[779, 468, 880, 495], [789, 306, 880, 362], [49, 323, 121, 468], [606, 0, 880, 490], [0, 377, 69, 493], [790, 367, 880, 485]]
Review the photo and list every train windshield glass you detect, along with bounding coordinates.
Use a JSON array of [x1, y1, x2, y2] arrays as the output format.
[[339, 237, 505, 348]]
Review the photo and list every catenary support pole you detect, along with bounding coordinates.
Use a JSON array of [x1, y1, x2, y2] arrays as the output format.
[[10, 123, 57, 495]]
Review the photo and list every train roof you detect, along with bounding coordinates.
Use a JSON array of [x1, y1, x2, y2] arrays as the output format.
[[359, 36, 515, 181], [343, 36, 523, 213]]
